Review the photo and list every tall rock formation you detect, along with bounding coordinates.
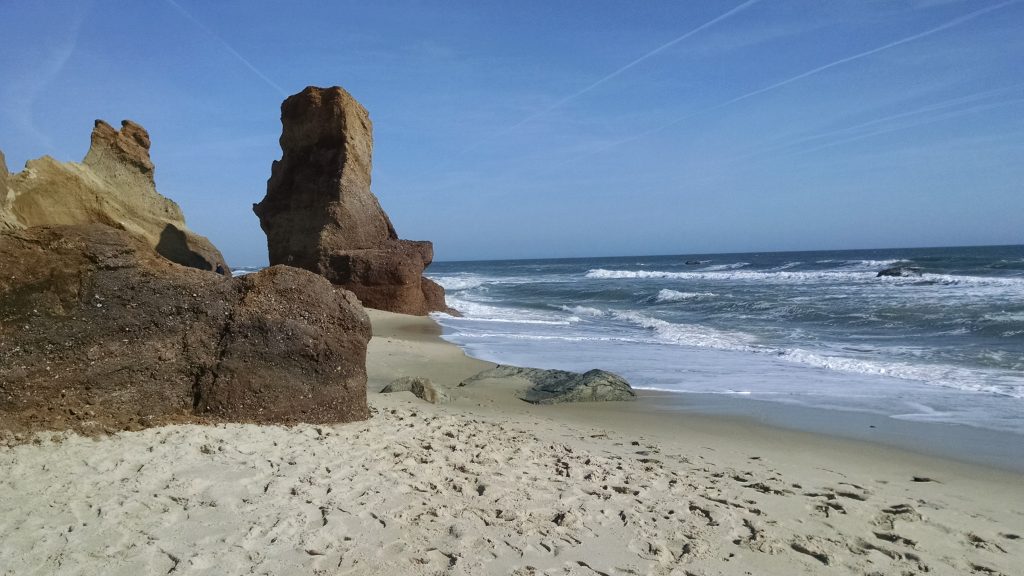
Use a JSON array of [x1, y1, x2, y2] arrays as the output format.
[[0, 224, 371, 435], [0, 120, 229, 275], [253, 86, 447, 315]]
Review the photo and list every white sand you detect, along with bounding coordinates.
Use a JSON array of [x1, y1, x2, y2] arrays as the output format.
[[1, 309, 1021, 575]]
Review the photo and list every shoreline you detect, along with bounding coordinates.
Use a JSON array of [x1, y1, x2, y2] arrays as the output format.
[[632, 390, 1024, 474], [421, 310, 1024, 474], [365, 309, 1024, 573], [1, 308, 1020, 575], [368, 306, 1023, 486]]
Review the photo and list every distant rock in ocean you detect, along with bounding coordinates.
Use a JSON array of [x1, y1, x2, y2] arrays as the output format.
[[0, 120, 229, 275], [460, 365, 636, 404], [0, 224, 371, 435], [253, 86, 447, 316], [877, 265, 923, 278]]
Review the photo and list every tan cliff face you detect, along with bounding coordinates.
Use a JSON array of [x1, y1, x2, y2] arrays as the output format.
[[0, 120, 229, 275]]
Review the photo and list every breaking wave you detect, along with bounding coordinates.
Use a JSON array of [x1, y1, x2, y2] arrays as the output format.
[[655, 289, 717, 302], [585, 268, 1024, 289]]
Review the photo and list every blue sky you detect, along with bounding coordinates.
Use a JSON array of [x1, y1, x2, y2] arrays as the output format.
[[2, 1, 1022, 264]]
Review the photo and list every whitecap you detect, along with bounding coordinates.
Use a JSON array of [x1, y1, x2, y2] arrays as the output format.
[[585, 267, 876, 284], [701, 262, 750, 271], [611, 310, 755, 351], [655, 289, 717, 302], [429, 274, 488, 290], [442, 296, 573, 325], [778, 348, 1024, 398], [231, 267, 263, 277], [559, 305, 605, 317]]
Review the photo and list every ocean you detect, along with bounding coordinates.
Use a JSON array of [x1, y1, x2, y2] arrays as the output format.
[[427, 245, 1024, 435]]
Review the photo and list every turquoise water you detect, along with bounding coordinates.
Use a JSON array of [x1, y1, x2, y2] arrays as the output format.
[[427, 245, 1024, 434]]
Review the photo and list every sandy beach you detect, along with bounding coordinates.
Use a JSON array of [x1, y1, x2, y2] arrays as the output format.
[[1, 309, 1021, 575]]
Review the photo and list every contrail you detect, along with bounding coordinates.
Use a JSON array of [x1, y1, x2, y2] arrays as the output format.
[[734, 83, 1024, 161], [572, 0, 1022, 160], [164, 0, 287, 96], [461, 0, 762, 154], [790, 96, 1024, 155]]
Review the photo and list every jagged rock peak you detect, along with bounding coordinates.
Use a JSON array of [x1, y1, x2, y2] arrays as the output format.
[[84, 119, 156, 183], [1, 119, 230, 275]]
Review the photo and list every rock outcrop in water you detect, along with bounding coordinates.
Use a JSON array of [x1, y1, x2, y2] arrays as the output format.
[[0, 224, 370, 435], [253, 86, 447, 315], [460, 366, 636, 404], [0, 120, 229, 275], [877, 265, 923, 278]]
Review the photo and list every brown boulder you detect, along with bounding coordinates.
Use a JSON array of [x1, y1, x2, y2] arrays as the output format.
[[253, 86, 447, 315], [195, 265, 370, 423], [0, 224, 370, 435], [1, 120, 230, 275]]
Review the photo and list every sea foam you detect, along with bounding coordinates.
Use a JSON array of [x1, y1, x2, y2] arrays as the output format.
[[655, 289, 716, 302], [611, 310, 755, 351]]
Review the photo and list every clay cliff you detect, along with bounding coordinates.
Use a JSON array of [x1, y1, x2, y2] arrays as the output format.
[[0, 224, 371, 435], [1, 120, 229, 275], [253, 86, 447, 315]]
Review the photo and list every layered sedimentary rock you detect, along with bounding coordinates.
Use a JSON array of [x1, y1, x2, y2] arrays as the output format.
[[253, 86, 447, 315], [0, 120, 229, 275], [0, 224, 371, 434]]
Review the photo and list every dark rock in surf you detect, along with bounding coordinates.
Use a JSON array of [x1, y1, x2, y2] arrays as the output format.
[[877, 266, 923, 278], [460, 365, 636, 404]]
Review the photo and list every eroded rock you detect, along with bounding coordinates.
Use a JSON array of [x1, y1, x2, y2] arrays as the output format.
[[0, 224, 370, 435], [1, 120, 229, 275], [253, 86, 447, 315]]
